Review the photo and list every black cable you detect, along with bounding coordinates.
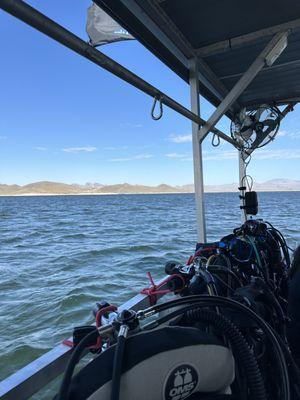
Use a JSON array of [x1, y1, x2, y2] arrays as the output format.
[[265, 221, 291, 267], [241, 174, 254, 192], [274, 230, 291, 267], [245, 236, 269, 282], [263, 291, 287, 341], [207, 265, 242, 288], [268, 228, 290, 264], [57, 328, 99, 400], [263, 231, 282, 268], [182, 307, 266, 400], [287, 245, 295, 253], [144, 295, 290, 400], [209, 272, 235, 294], [274, 330, 300, 397], [110, 332, 127, 400]]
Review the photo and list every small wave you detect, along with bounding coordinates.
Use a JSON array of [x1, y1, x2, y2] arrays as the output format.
[[59, 292, 99, 310], [0, 263, 13, 273], [77, 244, 158, 259], [2, 236, 23, 244], [56, 220, 73, 226], [61, 233, 87, 239]]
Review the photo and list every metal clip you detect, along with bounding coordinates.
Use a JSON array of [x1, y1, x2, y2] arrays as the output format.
[[151, 96, 163, 120], [212, 132, 221, 147]]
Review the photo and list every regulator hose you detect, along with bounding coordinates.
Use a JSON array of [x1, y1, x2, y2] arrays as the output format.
[[274, 330, 300, 397], [110, 327, 128, 400], [207, 265, 242, 287], [273, 229, 291, 267], [263, 290, 287, 340], [183, 308, 266, 400], [265, 221, 291, 267], [57, 328, 99, 400], [245, 235, 268, 281]]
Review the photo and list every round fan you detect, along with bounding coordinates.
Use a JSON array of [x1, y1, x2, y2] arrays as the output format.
[[231, 105, 281, 149]]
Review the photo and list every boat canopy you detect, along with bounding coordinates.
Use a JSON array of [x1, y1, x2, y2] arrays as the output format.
[[96, 0, 300, 114]]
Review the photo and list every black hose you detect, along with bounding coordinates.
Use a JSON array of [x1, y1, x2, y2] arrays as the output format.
[[110, 334, 126, 400], [275, 230, 291, 267], [265, 222, 291, 267], [208, 265, 242, 288], [183, 308, 266, 400], [57, 328, 99, 400], [144, 295, 290, 400], [274, 330, 300, 397], [210, 273, 235, 294], [268, 229, 288, 263], [263, 291, 287, 340]]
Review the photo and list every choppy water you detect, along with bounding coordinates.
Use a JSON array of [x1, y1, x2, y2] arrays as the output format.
[[0, 192, 299, 398]]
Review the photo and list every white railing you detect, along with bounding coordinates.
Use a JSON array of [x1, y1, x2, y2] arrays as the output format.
[[0, 279, 168, 400]]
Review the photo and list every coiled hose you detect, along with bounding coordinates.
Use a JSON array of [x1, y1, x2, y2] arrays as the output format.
[[182, 308, 266, 400]]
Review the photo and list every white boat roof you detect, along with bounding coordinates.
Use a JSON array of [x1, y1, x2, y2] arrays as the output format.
[[96, 0, 300, 115]]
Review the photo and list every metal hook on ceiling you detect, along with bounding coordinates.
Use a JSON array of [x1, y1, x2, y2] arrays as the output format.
[[212, 132, 221, 147], [151, 95, 163, 120]]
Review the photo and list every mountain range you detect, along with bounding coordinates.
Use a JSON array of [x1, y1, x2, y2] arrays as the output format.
[[0, 179, 299, 195]]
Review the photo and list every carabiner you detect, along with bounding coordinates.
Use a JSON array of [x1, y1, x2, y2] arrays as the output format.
[[212, 132, 221, 147], [151, 96, 163, 120]]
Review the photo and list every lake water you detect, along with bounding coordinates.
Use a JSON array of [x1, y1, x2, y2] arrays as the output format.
[[0, 192, 299, 398]]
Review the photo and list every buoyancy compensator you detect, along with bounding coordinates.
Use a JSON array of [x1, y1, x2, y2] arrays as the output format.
[[63, 326, 235, 400]]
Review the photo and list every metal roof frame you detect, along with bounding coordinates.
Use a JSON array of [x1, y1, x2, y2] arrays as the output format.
[[94, 0, 238, 114], [124, 0, 235, 107], [0, 0, 239, 149], [196, 18, 300, 57], [1, 1, 297, 148], [198, 32, 290, 143], [95, 0, 300, 110]]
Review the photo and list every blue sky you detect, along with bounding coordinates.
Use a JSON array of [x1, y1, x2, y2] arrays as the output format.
[[0, 0, 299, 186]]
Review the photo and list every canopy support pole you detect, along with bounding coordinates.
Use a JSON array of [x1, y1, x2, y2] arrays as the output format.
[[189, 58, 206, 242], [198, 31, 289, 142], [238, 151, 247, 222]]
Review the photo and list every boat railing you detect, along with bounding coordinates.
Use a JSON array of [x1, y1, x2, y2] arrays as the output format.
[[0, 278, 168, 400]]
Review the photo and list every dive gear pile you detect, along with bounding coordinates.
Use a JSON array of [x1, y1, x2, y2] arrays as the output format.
[[56, 219, 299, 400]]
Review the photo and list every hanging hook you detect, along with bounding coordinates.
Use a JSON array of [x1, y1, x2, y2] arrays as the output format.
[[212, 132, 221, 147], [151, 96, 163, 120]]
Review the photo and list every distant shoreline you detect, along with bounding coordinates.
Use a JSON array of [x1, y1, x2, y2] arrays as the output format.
[[1, 179, 299, 196], [1, 190, 300, 197]]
